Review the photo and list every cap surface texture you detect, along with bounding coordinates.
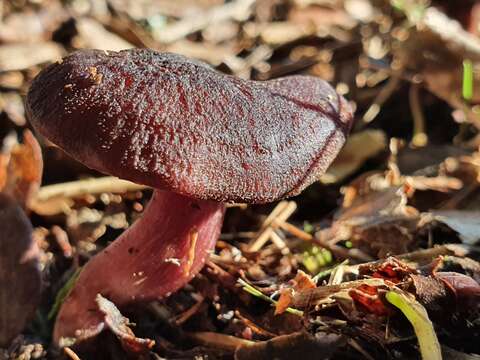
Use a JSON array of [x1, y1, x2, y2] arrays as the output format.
[[27, 49, 353, 203]]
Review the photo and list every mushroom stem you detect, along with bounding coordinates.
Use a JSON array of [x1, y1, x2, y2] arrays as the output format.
[[53, 190, 225, 343]]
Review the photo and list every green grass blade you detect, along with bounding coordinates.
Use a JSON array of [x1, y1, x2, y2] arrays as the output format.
[[386, 290, 441, 360], [463, 59, 474, 101]]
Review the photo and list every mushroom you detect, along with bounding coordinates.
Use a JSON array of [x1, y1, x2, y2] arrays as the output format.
[[26, 49, 354, 344]]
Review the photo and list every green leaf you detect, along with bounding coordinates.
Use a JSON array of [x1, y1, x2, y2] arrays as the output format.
[[463, 59, 474, 101], [386, 290, 441, 360], [48, 268, 82, 320]]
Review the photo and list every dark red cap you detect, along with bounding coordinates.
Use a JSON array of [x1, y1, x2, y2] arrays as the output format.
[[26, 49, 353, 203]]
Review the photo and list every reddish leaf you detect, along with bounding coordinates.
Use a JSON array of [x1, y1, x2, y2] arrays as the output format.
[[435, 271, 480, 308], [349, 284, 393, 316], [0, 194, 42, 347], [71, 294, 155, 355], [0, 130, 43, 209], [360, 257, 418, 284]]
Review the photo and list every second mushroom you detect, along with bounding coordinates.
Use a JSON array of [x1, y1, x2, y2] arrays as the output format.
[[26, 49, 354, 344]]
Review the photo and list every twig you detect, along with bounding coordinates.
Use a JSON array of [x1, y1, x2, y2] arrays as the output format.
[[235, 311, 277, 338], [248, 201, 297, 252], [64, 347, 81, 360], [174, 295, 205, 325], [270, 230, 290, 255], [275, 220, 313, 241], [189, 331, 255, 352], [261, 201, 289, 229], [409, 83, 428, 147], [34, 176, 147, 202], [361, 73, 402, 124], [314, 230, 374, 262]]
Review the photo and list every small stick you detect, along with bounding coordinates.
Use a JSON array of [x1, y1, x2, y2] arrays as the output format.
[[189, 331, 254, 352], [248, 201, 297, 252], [409, 83, 428, 147], [275, 202, 297, 223], [314, 230, 374, 262], [275, 220, 313, 241], [34, 176, 147, 202], [225, 203, 248, 209], [260, 201, 289, 229], [51, 225, 73, 258], [361, 74, 402, 124], [235, 311, 277, 337], [270, 230, 290, 254], [64, 347, 81, 360], [174, 295, 205, 325], [249, 227, 274, 252]]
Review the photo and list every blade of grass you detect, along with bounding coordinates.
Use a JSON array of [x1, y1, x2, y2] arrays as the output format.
[[237, 279, 304, 316], [463, 59, 474, 101], [48, 268, 82, 320], [312, 260, 349, 283], [385, 290, 441, 360]]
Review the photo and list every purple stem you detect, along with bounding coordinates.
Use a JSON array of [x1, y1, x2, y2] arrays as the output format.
[[54, 190, 225, 343]]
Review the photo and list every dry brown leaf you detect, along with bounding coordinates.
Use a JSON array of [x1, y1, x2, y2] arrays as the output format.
[[0, 92, 26, 126], [331, 186, 419, 256], [396, 7, 480, 125], [321, 130, 387, 184], [0, 194, 42, 347], [0, 5, 68, 43], [0, 42, 64, 72], [425, 211, 480, 245], [96, 295, 155, 355], [0, 130, 43, 209], [70, 295, 155, 354], [73, 18, 134, 51], [275, 288, 295, 315], [273, 271, 316, 314]]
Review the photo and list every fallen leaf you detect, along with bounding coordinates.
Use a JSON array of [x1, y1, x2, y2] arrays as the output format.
[[0, 193, 42, 347], [0, 42, 64, 72], [0, 92, 26, 126], [321, 130, 387, 184], [349, 284, 392, 315], [73, 18, 134, 51], [330, 186, 419, 256], [0, 130, 43, 209], [429, 210, 480, 245], [359, 256, 417, 283], [0, 5, 68, 43], [410, 274, 451, 314], [96, 294, 155, 355], [275, 288, 295, 315], [435, 271, 480, 308]]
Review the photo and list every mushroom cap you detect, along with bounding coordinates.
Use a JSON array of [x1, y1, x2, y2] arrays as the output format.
[[26, 49, 353, 203]]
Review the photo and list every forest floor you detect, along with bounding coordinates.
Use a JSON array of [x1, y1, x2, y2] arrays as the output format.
[[1, 0, 480, 359]]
